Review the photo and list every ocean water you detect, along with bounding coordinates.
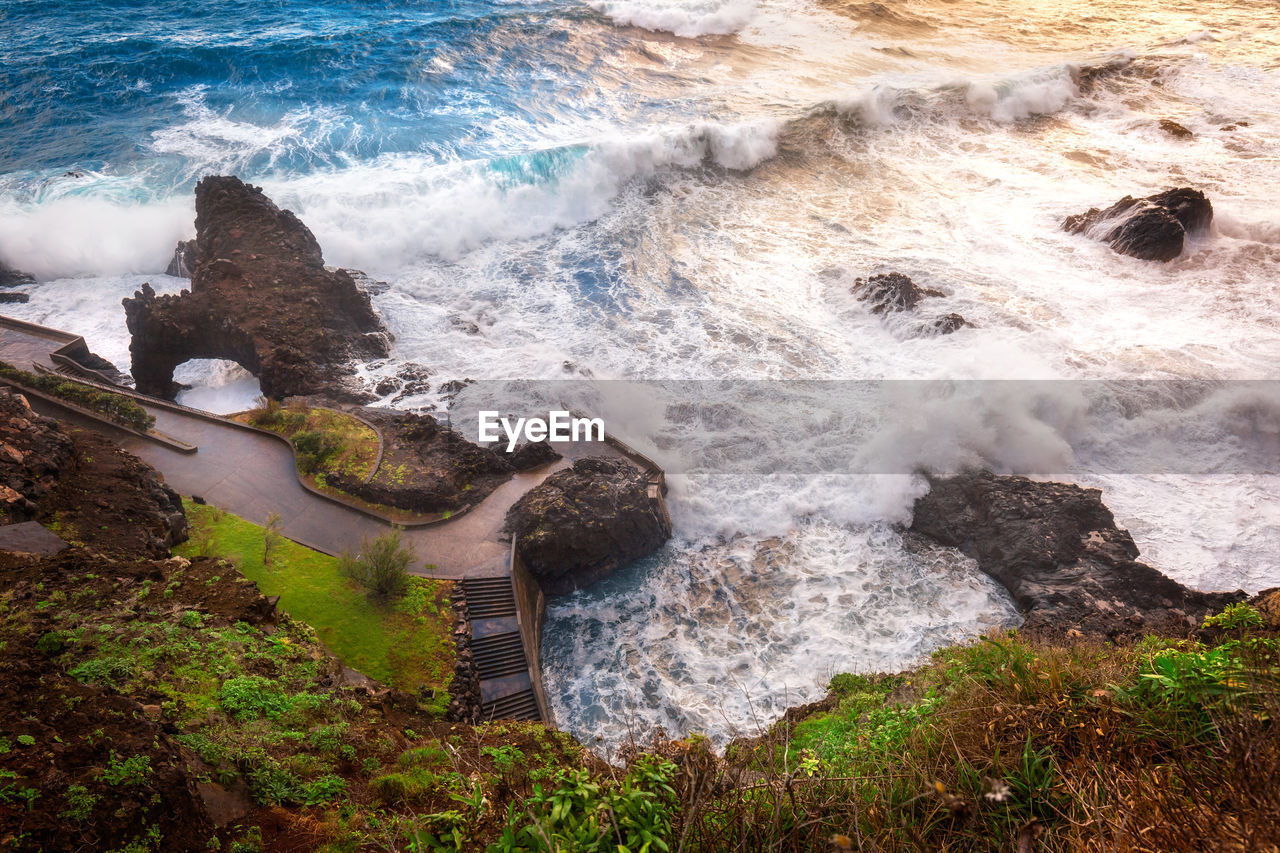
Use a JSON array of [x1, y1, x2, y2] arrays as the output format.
[[3, 0, 1279, 752]]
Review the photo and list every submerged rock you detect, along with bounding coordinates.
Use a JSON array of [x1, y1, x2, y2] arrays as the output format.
[[910, 471, 1243, 639], [123, 176, 391, 400], [0, 292, 29, 304], [1158, 119, 1193, 139], [1063, 187, 1213, 262], [504, 456, 671, 595], [851, 272, 944, 314], [930, 313, 972, 335], [0, 260, 35, 289]]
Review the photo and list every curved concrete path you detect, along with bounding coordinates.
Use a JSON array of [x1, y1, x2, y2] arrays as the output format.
[[26, 394, 622, 579]]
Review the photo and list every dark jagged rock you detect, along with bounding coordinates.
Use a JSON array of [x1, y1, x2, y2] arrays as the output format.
[[852, 272, 944, 314], [506, 440, 563, 472], [0, 292, 29, 304], [930, 313, 971, 335], [1158, 119, 1193, 139], [0, 260, 36, 289], [909, 471, 1244, 639], [123, 176, 391, 400], [1063, 187, 1213, 262], [163, 239, 198, 277], [0, 390, 185, 555], [505, 456, 671, 595]]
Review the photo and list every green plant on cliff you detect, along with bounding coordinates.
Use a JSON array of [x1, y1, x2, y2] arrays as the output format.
[[340, 528, 414, 604], [687, 614, 1280, 852], [0, 360, 154, 431]]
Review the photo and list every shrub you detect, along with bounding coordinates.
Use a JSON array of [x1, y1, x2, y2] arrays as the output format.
[[339, 529, 414, 603], [291, 430, 343, 475], [36, 630, 68, 656], [59, 784, 97, 821], [247, 397, 284, 428], [100, 753, 152, 786], [489, 757, 678, 853]]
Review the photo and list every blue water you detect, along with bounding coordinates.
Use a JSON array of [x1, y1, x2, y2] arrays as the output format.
[[0, 0, 697, 189]]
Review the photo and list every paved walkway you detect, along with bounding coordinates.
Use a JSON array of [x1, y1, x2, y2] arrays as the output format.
[[26, 395, 620, 579]]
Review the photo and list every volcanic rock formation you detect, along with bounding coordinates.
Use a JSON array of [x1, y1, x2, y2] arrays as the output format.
[[123, 176, 390, 400], [504, 456, 672, 595], [1063, 187, 1213, 262], [910, 471, 1243, 639]]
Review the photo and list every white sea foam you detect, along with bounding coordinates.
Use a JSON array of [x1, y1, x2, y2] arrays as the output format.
[[587, 0, 757, 38]]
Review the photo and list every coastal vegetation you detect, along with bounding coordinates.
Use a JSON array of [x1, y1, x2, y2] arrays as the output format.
[[340, 529, 415, 604], [176, 501, 452, 704], [241, 399, 379, 482], [0, 360, 155, 432]]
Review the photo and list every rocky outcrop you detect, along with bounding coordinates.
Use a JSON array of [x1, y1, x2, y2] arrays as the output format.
[[505, 456, 671, 595], [0, 391, 75, 524], [832, 271, 971, 335], [123, 176, 391, 400], [1063, 187, 1213, 262], [0, 260, 35, 289], [0, 260, 35, 302], [909, 471, 1243, 639], [506, 440, 563, 472], [164, 239, 198, 278], [0, 389, 185, 556], [852, 272, 943, 314], [1158, 119, 1193, 139], [931, 313, 972, 335]]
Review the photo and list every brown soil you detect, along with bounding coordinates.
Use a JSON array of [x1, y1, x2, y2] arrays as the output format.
[[1, 390, 185, 557], [0, 550, 217, 852]]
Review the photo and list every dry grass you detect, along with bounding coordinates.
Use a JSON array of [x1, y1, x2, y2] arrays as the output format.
[[642, 625, 1280, 853]]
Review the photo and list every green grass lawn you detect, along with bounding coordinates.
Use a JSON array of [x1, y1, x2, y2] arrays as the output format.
[[176, 500, 454, 711]]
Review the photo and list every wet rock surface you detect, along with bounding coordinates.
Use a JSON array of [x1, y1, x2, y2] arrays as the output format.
[[505, 456, 672, 595], [124, 176, 391, 400], [910, 470, 1243, 639], [0, 260, 36, 289], [163, 238, 198, 277], [1063, 187, 1213, 262], [852, 272, 944, 314]]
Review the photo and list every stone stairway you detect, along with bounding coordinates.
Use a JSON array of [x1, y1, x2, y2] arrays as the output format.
[[460, 576, 541, 721]]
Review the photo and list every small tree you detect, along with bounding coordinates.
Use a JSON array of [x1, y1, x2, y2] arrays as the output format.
[[263, 512, 283, 566], [340, 529, 414, 603]]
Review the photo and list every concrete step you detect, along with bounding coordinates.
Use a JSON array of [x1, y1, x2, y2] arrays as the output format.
[[461, 576, 517, 619], [471, 631, 528, 679], [482, 688, 540, 721]]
